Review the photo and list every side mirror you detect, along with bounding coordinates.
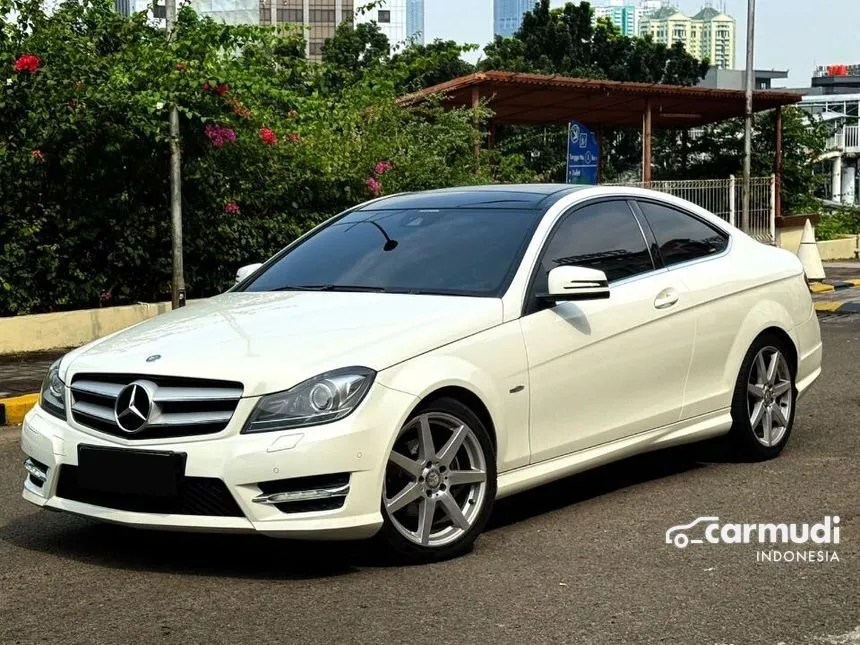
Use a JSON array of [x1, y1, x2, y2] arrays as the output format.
[[235, 263, 263, 284], [541, 265, 610, 301]]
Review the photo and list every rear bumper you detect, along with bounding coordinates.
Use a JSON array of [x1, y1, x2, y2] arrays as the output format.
[[20, 383, 418, 540], [792, 308, 823, 400]]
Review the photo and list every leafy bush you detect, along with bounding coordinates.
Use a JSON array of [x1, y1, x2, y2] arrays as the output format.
[[816, 207, 860, 242], [0, 0, 533, 315]]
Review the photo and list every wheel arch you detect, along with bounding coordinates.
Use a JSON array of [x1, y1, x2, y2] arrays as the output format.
[[376, 355, 509, 467], [724, 300, 801, 392], [415, 386, 498, 456]]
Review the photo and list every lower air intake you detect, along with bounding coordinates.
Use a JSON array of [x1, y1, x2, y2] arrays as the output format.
[[55, 465, 244, 517]]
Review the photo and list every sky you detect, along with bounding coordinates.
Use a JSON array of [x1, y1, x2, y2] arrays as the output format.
[[423, 0, 860, 86]]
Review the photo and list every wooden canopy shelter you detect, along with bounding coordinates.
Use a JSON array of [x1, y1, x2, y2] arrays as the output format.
[[400, 71, 803, 215]]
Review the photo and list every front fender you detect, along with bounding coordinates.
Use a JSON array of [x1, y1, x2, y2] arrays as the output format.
[[375, 322, 531, 472]]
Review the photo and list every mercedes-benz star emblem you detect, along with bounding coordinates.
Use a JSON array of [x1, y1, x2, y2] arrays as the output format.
[[114, 383, 153, 433]]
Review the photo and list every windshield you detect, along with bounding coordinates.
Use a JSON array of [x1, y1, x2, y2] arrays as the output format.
[[242, 208, 543, 297]]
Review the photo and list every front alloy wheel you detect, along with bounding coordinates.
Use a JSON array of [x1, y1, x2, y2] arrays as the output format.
[[380, 398, 496, 561]]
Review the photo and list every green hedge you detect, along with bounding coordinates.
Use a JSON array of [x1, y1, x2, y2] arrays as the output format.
[[0, 0, 532, 316]]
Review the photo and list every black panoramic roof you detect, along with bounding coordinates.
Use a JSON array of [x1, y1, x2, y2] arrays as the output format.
[[357, 184, 587, 212]]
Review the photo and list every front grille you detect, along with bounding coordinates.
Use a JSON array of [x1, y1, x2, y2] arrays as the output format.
[[70, 373, 243, 440], [55, 465, 244, 517]]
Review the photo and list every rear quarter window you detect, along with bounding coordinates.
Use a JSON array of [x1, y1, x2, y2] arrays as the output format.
[[637, 201, 729, 267]]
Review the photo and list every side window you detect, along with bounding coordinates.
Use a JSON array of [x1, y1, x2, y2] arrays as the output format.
[[637, 201, 729, 267], [533, 201, 654, 293]]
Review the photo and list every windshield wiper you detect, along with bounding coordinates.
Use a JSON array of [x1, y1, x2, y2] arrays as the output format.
[[273, 284, 389, 293]]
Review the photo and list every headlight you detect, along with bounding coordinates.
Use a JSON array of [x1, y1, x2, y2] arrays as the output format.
[[39, 359, 66, 420], [242, 367, 375, 433]]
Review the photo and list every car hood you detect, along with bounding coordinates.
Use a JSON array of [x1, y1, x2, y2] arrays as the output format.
[[62, 292, 503, 397]]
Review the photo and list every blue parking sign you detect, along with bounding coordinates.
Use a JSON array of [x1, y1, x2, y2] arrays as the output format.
[[566, 121, 600, 185]]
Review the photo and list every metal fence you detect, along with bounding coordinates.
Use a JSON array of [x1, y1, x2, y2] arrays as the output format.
[[603, 175, 776, 244]]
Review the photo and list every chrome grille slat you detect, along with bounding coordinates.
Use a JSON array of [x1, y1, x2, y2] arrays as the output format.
[[153, 387, 242, 403], [69, 373, 244, 440], [71, 380, 124, 398], [153, 410, 235, 426], [72, 400, 116, 423]]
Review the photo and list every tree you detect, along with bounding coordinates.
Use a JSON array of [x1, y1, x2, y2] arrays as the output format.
[[677, 108, 830, 214], [0, 0, 534, 316], [480, 1, 708, 84], [478, 0, 709, 182], [389, 39, 476, 93], [321, 20, 390, 76]]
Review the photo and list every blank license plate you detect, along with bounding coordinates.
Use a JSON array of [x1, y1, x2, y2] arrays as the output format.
[[76, 445, 186, 497]]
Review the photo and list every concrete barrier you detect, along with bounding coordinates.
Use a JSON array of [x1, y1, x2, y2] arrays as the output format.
[[0, 301, 174, 355], [817, 235, 859, 261]]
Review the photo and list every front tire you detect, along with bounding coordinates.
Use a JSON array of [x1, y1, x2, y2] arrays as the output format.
[[378, 397, 497, 562], [729, 334, 797, 461]]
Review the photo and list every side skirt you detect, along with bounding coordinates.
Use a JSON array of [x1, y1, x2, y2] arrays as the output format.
[[496, 409, 732, 499]]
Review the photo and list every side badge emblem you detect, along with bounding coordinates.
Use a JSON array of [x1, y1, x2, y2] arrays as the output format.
[[146, 354, 162, 363]]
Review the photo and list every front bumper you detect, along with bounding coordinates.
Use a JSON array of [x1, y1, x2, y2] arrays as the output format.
[[20, 383, 418, 540]]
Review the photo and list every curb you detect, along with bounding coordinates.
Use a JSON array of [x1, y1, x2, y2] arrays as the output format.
[[809, 279, 860, 294], [0, 393, 39, 426], [815, 300, 860, 314]]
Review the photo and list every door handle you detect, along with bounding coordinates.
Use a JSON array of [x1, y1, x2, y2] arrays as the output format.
[[654, 288, 680, 309]]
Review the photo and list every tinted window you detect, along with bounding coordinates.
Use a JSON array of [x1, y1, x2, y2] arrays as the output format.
[[244, 208, 543, 297], [638, 201, 729, 267], [533, 201, 653, 292]]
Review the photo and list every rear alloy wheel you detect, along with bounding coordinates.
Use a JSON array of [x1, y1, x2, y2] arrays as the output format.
[[379, 398, 496, 562], [730, 337, 797, 460]]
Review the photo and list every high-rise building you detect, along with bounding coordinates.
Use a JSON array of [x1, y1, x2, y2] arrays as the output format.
[[116, 0, 259, 26], [259, 0, 355, 59], [355, 0, 407, 49], [493, 0, 533, 38], [639, 4, 735, 69], [592, 1, 638, 38], [406, 0, 424, 45]]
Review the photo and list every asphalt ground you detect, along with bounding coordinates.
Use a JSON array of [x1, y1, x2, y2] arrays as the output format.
[[0, 318, 858, 645]]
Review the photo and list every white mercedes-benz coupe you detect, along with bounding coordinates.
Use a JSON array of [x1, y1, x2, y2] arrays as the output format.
[[21, 185, 822, 561]]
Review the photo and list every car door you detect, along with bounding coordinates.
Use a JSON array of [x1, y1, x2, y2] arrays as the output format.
[[520, 199, 696, 463], [632, 199, 734, 421]]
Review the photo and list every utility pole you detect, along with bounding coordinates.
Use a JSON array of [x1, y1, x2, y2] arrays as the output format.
[[166, 0, 185, 309], [742, 0, 756, 233]]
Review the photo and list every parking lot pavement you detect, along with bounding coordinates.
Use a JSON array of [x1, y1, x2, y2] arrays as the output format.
[[0, 350, 67, 398], [1, 321, 858, 645]]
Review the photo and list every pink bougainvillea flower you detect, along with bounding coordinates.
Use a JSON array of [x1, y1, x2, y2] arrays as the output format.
[[366, 177, 382, 197], [259, 127, 278, 145], [374, 160, 393, 176], [204, 124, 237, 148], [14, 54, 40, 73], [224, 202, 240, 214], [31, 149, 44, 162], [287, 133, 302, 143], [214, 82, 228, 96]]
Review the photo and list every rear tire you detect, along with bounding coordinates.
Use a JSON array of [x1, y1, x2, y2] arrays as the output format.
[[377, 397, 497, 563], [728, 334, 797, 461]]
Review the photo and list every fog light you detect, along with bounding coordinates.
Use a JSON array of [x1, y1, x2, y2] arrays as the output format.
[[24, 458, 47, 484]]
